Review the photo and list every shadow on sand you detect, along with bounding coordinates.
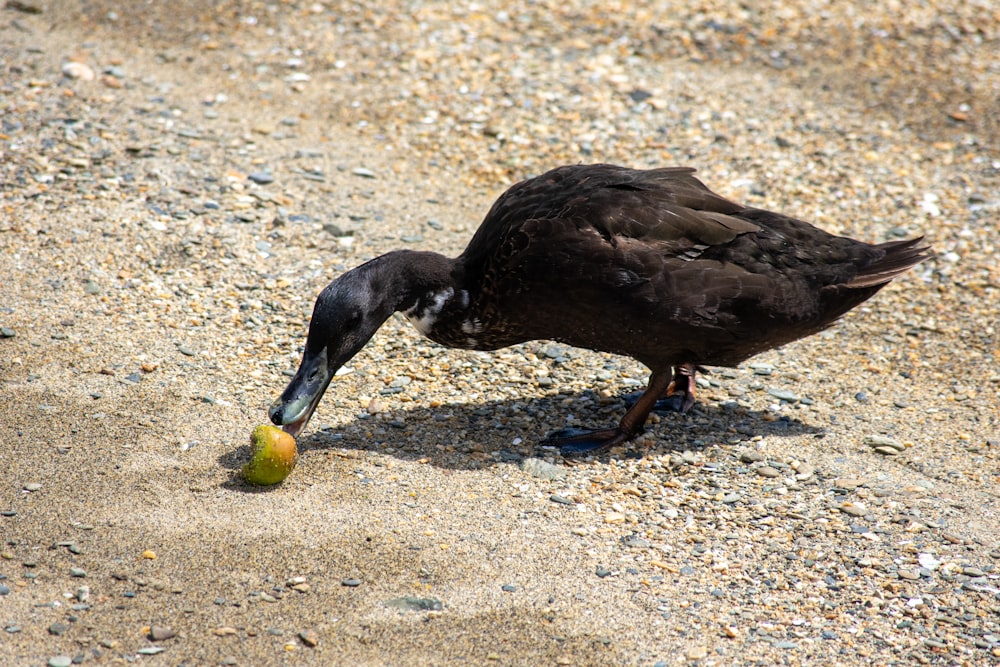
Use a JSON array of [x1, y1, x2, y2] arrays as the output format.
[[219, 389, 823, 487]]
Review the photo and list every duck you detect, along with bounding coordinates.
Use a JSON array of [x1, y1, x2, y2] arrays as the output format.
[[269, 164, 930, 456]]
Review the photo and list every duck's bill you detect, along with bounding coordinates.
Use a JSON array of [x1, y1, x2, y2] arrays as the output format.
[[268, 347, 332, 438]]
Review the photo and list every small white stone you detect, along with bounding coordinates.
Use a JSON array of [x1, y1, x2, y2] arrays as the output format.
[[62, 62, 95, 80], [920, 192, 941, 216], [917, 553, 941, 571]]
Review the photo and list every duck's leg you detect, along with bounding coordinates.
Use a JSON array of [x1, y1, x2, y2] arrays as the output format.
[[622, 363, 700, 413], [660, 362, 699, 413], [543, 368, 674, 457]]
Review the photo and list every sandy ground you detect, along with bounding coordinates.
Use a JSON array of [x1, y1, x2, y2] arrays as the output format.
[[1, 1, 999, 666]]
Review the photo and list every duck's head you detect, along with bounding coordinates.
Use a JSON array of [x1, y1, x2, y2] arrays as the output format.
[[269, 264, 398, 437]]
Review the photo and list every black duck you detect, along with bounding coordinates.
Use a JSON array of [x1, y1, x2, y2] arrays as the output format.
[[270, 164, 930, 455]]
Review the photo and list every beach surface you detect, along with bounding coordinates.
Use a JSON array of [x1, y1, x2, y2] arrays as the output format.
[[1, 2, 998, 665]]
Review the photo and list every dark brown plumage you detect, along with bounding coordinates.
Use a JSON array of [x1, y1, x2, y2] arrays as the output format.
[[270, 164, 930, 455]]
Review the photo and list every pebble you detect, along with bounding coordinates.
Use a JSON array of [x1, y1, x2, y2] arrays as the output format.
[[739, 451, 763, 463], [839, 502, 868, 517], [766, 388, 799, 402], [389, 375, 412, 388], [48, 622, 70, 636], [298, 629, 319, 647], [756, 466, 780, 478], [351, 167, 376, 178], [864, 435, 906, 452], [24, 483, 41, 491], [917, 553, 941, 570], [248, 171, 275, 185], [149, 625, 176, 640], [47, 657, 73, 667], [69, 567, 86, 577], [61, 61, 95, 80], [686, 645, 707, 661], [341, 578, 362, 587], [384, 596, 443, 611], [793, 464, 815, 481], [833, 478, 864, 491], [521, 457, 566, 480], [542, 344, 567, 359], [624, 536, 651, 548], [0, 327, 15, 338]]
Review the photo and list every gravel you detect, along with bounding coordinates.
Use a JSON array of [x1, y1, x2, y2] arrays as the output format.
[[1, 1, 998, 666]]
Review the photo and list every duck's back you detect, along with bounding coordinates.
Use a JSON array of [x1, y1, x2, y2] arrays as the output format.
[[452, 164, 927, 368]]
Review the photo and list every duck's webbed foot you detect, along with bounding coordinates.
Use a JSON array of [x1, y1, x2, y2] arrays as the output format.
[[542, 368, 675, 457], [541, 427, 632, 457]]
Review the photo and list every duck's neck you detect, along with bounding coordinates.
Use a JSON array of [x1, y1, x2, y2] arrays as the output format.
[[385, 251, 467, 336], [364, 249, 462, 323]]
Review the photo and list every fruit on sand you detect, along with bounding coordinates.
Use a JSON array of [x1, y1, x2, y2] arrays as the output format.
[[243, 424, 297, 485]]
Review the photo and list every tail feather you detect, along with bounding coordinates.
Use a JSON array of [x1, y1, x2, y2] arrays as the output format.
[[847, 237, 932, 289]]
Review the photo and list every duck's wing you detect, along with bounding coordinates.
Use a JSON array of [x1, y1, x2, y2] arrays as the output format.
[[569, 165, 761, 247], [460, 164, 762, 279]]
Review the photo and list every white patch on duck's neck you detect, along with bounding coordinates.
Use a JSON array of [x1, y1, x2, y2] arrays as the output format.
[[403, 287, 455, 335]]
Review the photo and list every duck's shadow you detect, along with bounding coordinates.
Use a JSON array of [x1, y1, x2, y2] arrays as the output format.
[[219, 390, 823, 478]]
